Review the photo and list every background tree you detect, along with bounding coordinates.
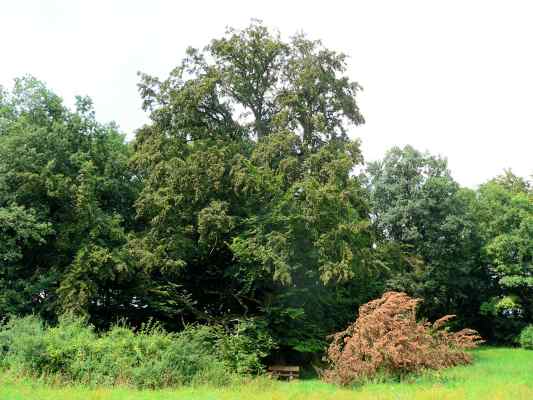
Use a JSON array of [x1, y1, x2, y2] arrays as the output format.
[[0, 77, 142, 325], [367, 146, 490, 331], [476, 171, 532, 342]]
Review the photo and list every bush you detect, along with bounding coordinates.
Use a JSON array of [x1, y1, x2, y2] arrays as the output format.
[[0, 315, 233, 388], [323, 292, 483, 385], [0, 315, 47, 372], [519, 325, 533, 350], [216, 318, 276, 375]]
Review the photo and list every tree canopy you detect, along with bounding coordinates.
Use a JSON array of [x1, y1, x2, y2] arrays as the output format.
[[132, 22, 374, 353]]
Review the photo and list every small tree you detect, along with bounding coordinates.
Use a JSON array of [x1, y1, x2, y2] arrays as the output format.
[[324, 292, 482, 385]]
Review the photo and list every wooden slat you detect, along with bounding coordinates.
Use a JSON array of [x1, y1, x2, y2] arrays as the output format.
[[268, 365, 300, 372]]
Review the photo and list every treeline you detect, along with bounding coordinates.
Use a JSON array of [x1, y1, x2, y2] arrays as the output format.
[[0, 22, 531, 362]]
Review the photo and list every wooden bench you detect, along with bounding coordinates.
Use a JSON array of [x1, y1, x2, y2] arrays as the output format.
[[267, 365, 300, 380]]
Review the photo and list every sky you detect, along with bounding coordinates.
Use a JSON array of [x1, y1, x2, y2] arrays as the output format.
[[1, 0, 532, 187]]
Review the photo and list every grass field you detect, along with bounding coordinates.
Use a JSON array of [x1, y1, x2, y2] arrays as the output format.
[[0, 348, 531, 400]]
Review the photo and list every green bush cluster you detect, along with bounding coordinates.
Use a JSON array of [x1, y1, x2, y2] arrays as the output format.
[[518, 325, 533, 350], [0, 315, 275, 388], [216, 319, 276, 375]]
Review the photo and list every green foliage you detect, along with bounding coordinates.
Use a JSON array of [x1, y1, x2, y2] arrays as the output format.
[[475, 172, 532, 341], [216, 318, 276, 375], [480, 295, 523, 317], [0, 315, 234, 388], [367, 146, 489, 328], [0, 205, 53, 315], [0, 204, 52, 264], [0, 315, 46, 371], [518, 325, 533, 349], [0, 76, 143, 325], [132, 20, 374, 353]]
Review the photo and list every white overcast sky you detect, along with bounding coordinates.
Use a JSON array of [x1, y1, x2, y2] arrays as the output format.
[[1, 0, 532, 187]]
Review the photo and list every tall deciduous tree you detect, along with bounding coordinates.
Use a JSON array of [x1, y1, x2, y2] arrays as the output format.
[[133, 21, 375, 353]]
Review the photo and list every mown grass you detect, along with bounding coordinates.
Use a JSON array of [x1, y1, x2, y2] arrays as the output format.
[[1, 348, 531, 400]]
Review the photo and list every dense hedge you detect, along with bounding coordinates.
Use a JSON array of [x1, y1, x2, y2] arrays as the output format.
[[0, 315, 274, 388]]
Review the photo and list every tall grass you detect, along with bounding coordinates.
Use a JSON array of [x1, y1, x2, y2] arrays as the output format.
[[1, 348, 532, 400], [0, 348, 533, 400]]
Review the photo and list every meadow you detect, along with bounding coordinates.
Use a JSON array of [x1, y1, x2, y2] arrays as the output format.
[[0, 348, 531, 400]]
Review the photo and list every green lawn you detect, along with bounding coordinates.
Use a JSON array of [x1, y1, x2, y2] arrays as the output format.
[[1, 348, 532, 400]]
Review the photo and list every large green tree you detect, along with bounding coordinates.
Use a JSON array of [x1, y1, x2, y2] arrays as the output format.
[[132, 22, 376, 354], [0, 77, 142, 325]]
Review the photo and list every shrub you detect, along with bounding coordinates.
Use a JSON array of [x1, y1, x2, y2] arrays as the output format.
[[0, 315, 48, 372], [0, 315, 233, 388], [323, 291, 483, 385], [216, 318, 276, 375], [518, 325, 533, 350]]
